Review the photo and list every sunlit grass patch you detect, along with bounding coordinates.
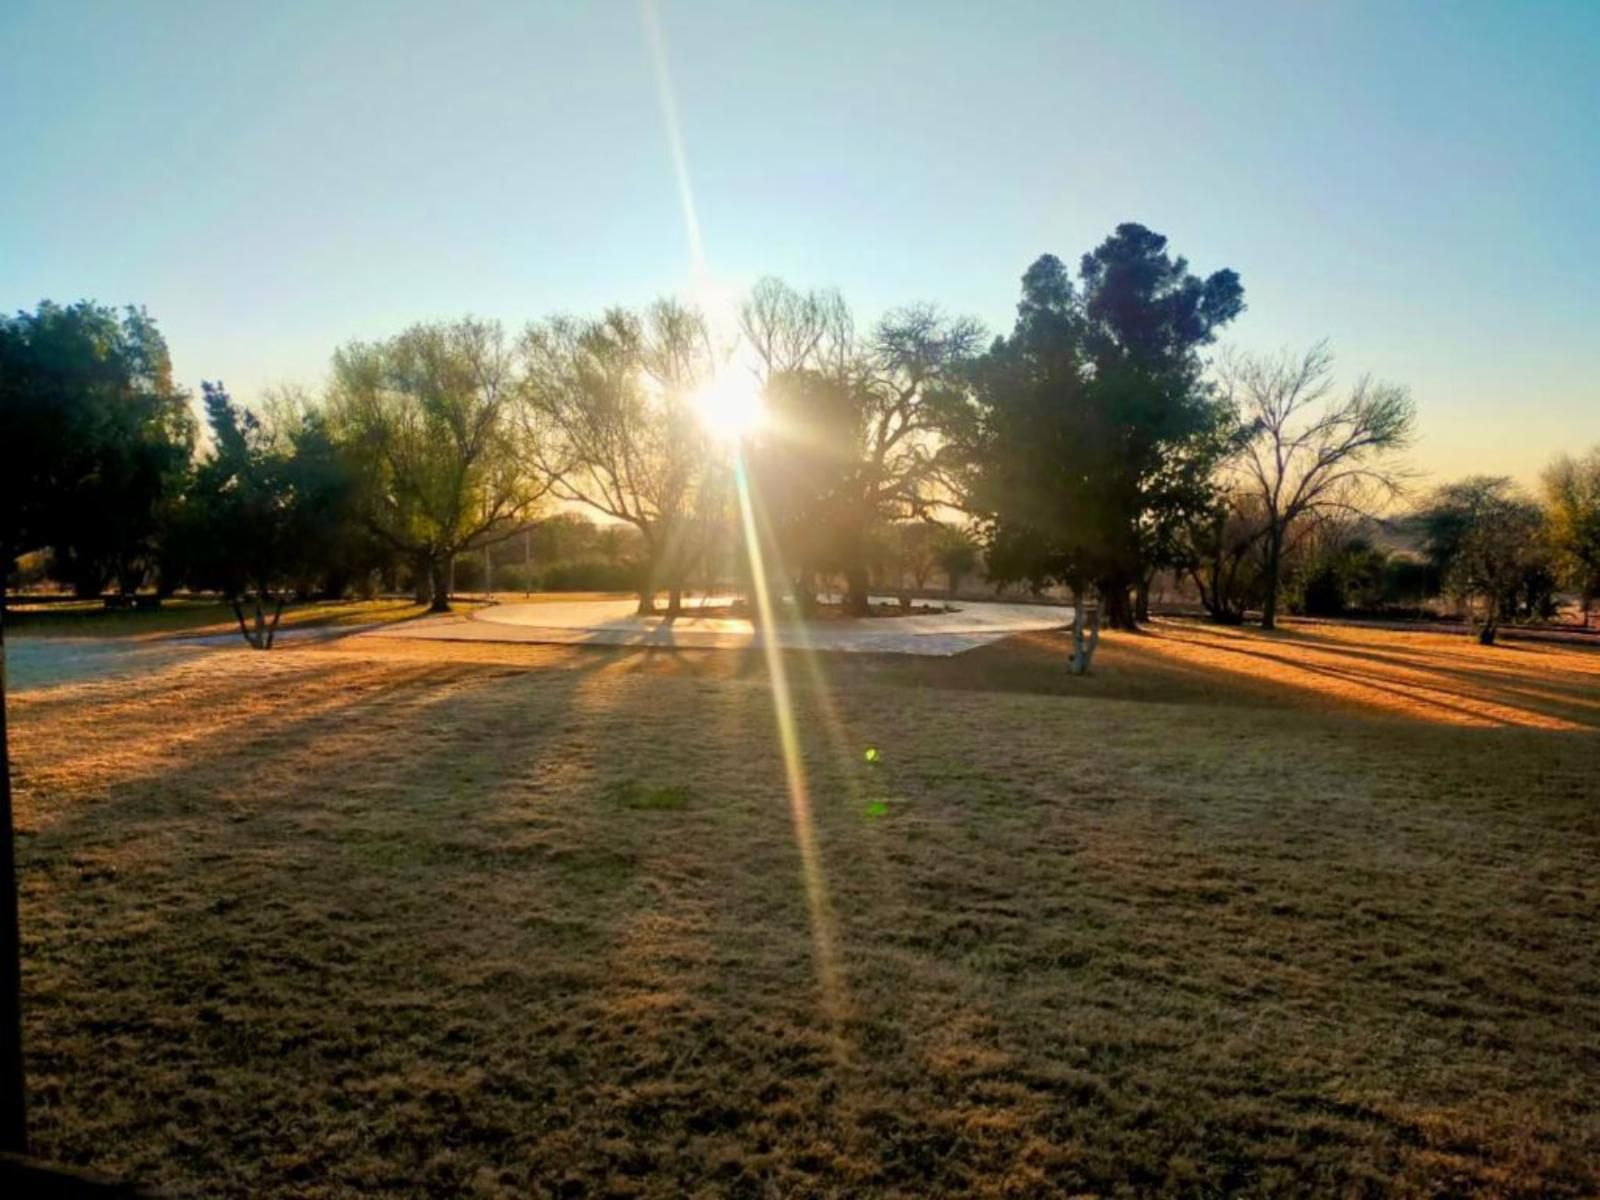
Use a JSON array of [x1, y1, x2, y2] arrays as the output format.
[[9, 596, 443, 640], [6, 620, 1598, 1197]]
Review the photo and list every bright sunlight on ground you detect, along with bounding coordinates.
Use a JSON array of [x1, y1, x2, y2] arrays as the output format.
[[9, 618, 1599, 1197]]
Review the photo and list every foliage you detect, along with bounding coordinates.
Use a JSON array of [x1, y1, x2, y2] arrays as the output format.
[[932, 525, 979, 597], [1419, 476, 1555, 643], [1293, 536, 1390, 617], [171, 383, 356, 648], [329, 318, 548, 612], [1175, 489, 1267, 623], [1541, 445, 1600, 617], [741, 279, 982, 616], [961, 224, 1244, 660], [1223, 341, 1415, 628], [0, 301, 195, 595], [519, 301, 720, 615]]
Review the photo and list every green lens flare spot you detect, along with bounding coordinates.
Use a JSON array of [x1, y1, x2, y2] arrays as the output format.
[[864, 800, 889, 818], [864, 747, 879, 763]]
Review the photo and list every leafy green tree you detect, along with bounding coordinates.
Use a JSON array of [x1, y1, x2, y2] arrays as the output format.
[[0, 301, 194, 596], [960, 225, 1243, 665], [1076, 224, 1245, 628], [173, 383, 315, 648], [1420, 477, 1553, 645], [330, 318, 549, 612], [1295, 533, 1389, 617], [1541, 446, 1600, 624]]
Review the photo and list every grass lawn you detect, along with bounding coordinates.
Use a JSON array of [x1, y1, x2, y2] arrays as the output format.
[[7, 620, 1599, 1197], [5, 596, 448, 640]]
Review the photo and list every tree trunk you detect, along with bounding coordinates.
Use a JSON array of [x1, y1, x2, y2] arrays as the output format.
[[231, 598, 257, 648], [1261, 530, 1283, 630], [665, 584, 683, 619], [843, 566, 870, 617], [263, 597, 286, 650], [1478, 618, 1498, 646], [1135, 572, 1152, 624], [1100, 582, 1137, 631], [412, 554, 433, 607], [429, 557, 452, 614]]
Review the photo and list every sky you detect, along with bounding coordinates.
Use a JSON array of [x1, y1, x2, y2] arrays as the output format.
[[2, 0, 1596, 484]]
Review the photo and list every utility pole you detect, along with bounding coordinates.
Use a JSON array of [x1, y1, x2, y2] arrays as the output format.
[[0, 578, 28, 1154]]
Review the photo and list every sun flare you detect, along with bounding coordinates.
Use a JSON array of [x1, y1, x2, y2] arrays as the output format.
[[691, 368, 765, 440]]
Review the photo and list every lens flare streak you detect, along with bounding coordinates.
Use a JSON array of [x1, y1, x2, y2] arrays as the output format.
[[732, 457, 848, 1026]]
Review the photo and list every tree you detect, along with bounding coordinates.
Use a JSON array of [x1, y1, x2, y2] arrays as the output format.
[[330, 318, 549, 612], [519, 300, 719, 616], [932, 525, 979, 598], [1541, 446, 1600, 625], [173, 383, 334, 648], [1296, 528, 1389, 617], [1223, 342, 1415, 629], [0, 302, 195, 596], [1174, 488, 1267, 624], [1419, 477, 1552, 645], [881, 521, 940, 608], [959, 225, 1243, 667], [740, 279, 982, 616]]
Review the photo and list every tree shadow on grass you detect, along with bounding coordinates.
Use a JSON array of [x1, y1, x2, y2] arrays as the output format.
[[15, 649, 619, 1189]]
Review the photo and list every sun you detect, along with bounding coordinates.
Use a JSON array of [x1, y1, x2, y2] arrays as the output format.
[[691, 368, 765, 441]]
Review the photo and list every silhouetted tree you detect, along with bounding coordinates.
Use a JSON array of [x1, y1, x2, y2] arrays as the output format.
[[1420, 477, 1552, 645], [0, 302, 194, 596], [1175, 488, 1267, 624], [1223, 342, 1414, 629], [519, 300, 717, 616], [960, 225, 1243, 665], [330, 318, 549, 612], [173, 384, 317, 648], [740, 278, 982, 616]]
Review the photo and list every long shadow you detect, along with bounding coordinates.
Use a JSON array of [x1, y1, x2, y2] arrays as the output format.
[[16, 649, 617, 1182], [1244, 630, 1600, 727], [1153, 637, 1550, 728]]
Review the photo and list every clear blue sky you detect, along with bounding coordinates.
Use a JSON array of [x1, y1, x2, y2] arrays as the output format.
[[3, 0, 1596, 482]]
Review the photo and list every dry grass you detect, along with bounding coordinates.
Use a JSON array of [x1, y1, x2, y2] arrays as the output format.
[[7, 621, 1599, 1197], [7, 597, 447, 640]]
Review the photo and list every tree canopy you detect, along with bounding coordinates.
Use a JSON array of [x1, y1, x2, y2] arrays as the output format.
[[962, 224, 1244, 641], [329, 318, 547, 612], [0, 302, 194, 593]]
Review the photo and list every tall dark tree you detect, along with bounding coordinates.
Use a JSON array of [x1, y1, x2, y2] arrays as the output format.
[[961, 225, 1243, 663], [172, 384, 299, 647], [0, 302, 195, 595]]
